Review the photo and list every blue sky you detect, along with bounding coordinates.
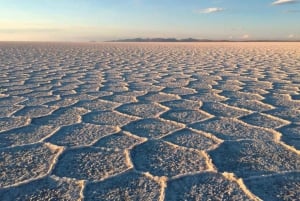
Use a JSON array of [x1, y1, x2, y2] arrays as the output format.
[[0, 0, 299, 41]]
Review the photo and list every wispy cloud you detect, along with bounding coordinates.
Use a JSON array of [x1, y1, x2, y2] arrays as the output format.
[[197, 7, 225, 14], [272, 0, 298, 5], [0, 28, 62, 34], [241, 34, 250, 39]]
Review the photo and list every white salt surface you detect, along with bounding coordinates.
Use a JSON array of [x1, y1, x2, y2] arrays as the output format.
[[0, 42, 299, 200]]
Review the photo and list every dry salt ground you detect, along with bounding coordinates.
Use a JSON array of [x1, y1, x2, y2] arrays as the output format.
[[0, 42, 299, 201]]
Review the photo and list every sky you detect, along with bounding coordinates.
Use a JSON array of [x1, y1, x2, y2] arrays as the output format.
[[0, 0, 300, 41]]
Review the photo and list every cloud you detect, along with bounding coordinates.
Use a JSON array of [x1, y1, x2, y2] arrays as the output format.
[[288, 34, 294, 38], [0, 28, 62, 34], [272, 0, 298, 5], [241, 34, 250, 39], [197, 7, 225, 14]]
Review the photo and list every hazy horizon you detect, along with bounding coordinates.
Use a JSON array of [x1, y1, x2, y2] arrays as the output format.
[[1, 0, 300, 41]]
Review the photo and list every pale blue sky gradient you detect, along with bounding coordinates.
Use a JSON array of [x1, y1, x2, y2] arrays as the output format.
[[0, 0, 299, 41]]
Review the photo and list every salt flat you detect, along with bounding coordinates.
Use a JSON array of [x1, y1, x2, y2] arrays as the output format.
[[0, 42, 299, 200]]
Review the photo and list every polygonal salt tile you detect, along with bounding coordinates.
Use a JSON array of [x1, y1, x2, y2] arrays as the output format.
[[13, 105, 56, 118], [187, 82, 213, 91], [53, 147, 129, 181], [94, 132, 144, 150], [138, 92, 180, 102], [278, 124, 300, 150], [209, 140, 300, 178], [63, 93, 96, 101], [83, 111, 137, 126], [0, 105, 23, 117], [33, 85, 53, 92], [0, 96, 26, 106], [84, 172, 161, 201], [0, 176, 81, 201], [52, 89, 77, 96], [0, 116, 30, 133], [75, 99, 119, 111], [20, 96, 60, 106], [116, 102, 167, 118], [161, 99, 202, 110], [162, 87, 197, 95], [76, 85, 100, 93], [23, 91, 52, 98], [131, 140, 207, 177], [242, 80, 273, 90], [244, 172, 300, 201], [46, 123, 118, 147], [130, 83, 164, 92], [0, 125, 56, 148], [84, 91, 113, 98], [123, 118, 183, 139], [162, 129, 218, 150], [165, 172, 252, 201], [240, 87, 269, 95], [191, 118, 276, 141], [0, 143, 61, 187], [266, 108, 300, 123], [201, 102, 251, 118], [45, 98, 78, 108], [225, 99, 274, 112], [159, 80, 189, 88], [240, 113, 290, 129], [182, 92, 227, 102], [53, 83, 78, 91], [116, 90, 147, 97], [220, 91, 264, 101], [160, 110, 213, 124], [100, 85, 129, 92], [101, 94, 137, 103], [213, 83, 243, 91], [263, 93, 300, 108], [32, 107, 88, 127]]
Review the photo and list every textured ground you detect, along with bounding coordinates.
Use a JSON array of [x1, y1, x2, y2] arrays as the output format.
[[0, 42, 299, 201]]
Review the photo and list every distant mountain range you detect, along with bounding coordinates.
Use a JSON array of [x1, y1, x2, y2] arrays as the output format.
[[106, 38, 300, 42], [107, 38, 229, 42]]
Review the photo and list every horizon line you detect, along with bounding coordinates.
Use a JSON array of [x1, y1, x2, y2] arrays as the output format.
[[1, 40, 300, 43]]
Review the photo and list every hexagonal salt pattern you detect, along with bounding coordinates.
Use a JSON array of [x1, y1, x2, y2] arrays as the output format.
[[131, 140, 208, 177], [278, 124, 300, 150], [191, 117, 276, 141], [160, 109, 212, 124], [162, 128, 218, 150], [123, 118, 183, 139], [84, 172, 161, 201], [0, 116, 30, 133], [209, 140, 300, 178], [32, 107, 88, 127], [165, 172, 252, 201], [244, 172, 300, 201], [45, 123, 118, 147], [0, 143, 61, 187], [83, 110, 137, 126], [240, 112, 290, 129], [53, 147, 129, 181], [201, 102, 251, 118], [116, 102, 167, 118], [0, 176, 82, 201], [1, 42, 300, 200], [94, 131, 144, 150], [0, 125, 57, 148]]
